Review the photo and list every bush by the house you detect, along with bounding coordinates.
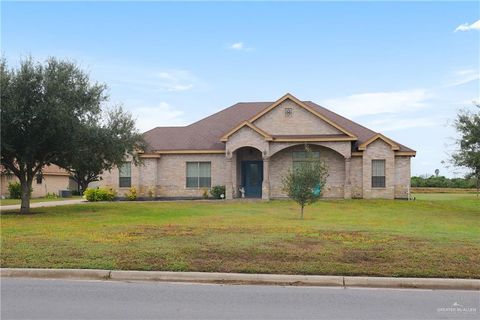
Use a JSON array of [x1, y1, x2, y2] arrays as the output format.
[[125, 186, 137, 201], [210, 185, 226, 199], [84, 187, 116, 202], [202, 189, 209, 199], [8, 182, 22, 199], [45, 192, 58, 199]]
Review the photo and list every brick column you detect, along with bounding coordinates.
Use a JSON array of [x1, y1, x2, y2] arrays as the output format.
[[225, 158, 233, 199], [262, 157, 270, 200], [344, 157, 352, 199]]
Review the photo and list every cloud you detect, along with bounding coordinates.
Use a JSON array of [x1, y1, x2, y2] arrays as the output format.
[[129, 102, 187, 132], [454, 20, 480, 32], [156, 70, 197, 92], [321, 89, 432, 118], [229, 42, 253, 51], [230, 42, 244, 50], [364, 116, 441, 132], [446, 68, 479, 87]]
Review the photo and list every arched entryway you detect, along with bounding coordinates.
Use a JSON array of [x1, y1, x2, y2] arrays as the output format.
[[233, 147, 264, 198]]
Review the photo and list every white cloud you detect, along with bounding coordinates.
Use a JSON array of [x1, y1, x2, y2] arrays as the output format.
[[155, 70, 197, 92], [130, 102, 187, 132], [230, 42, 244, 50], [454, 20, 480, 32], [229, 41, 253, 51], [321, 89, 432, 118], [364, 116, 441, 132], [446, 68, 479, 87]]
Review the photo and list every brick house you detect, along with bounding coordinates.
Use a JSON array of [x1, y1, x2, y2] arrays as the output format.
[[100, 93, 416, 199], [1, 164, 70, 198]]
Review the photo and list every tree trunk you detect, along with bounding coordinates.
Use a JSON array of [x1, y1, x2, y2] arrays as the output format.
[[79, 180, 89, 196], [20, 179, 32, 214], [300, 205, 304, 220]]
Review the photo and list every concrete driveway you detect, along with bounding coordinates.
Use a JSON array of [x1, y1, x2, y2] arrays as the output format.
[[0, 199, 87, 211]]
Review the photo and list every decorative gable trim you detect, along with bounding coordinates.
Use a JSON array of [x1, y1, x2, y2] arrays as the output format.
[[220, 121, 273, 142], [358, 133, 400, 151], [248, 93, 357, 139]]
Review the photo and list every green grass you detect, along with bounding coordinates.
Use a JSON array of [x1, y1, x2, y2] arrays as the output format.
[[1, 194, 479, 278], [0, 196, 82, 206]]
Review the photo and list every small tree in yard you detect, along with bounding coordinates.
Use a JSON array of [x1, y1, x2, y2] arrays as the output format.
[[451, 104, 480, 197], [282, 147, 328, 219]]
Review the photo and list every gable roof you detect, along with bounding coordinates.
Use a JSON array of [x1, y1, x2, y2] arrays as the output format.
[[220, 121, 273, 142], [143, 95, 415, 153], [249, 93, 357, 138]]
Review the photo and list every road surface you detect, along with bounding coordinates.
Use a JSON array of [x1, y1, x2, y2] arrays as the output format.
[[1, 278, 479, 319]]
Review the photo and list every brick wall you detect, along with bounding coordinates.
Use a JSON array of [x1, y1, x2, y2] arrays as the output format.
[[253, 100, 343, 135]]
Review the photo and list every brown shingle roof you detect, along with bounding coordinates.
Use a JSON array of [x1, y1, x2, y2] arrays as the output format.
[[143, 99, 415, 153]]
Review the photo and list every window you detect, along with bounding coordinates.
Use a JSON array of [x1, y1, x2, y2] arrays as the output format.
[[119, 162, 131, 187], [372, 160, 386, 188], [36, 173, 43, 184], [292, 151, 320, 171], [186, 162, 211, 188], [285, 107, 293, 117]]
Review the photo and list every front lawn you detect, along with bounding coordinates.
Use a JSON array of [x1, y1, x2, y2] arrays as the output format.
[[1, 195, 479, 278]]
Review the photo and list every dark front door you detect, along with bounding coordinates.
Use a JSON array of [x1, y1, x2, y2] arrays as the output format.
[[242, 161, 263, 198]]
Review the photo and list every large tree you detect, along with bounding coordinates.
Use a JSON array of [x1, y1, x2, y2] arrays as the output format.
[[451, 104, 480, 196], [282, 146, 328, 219], [60, 107, 144, 194], [1, 57, 142, 213]]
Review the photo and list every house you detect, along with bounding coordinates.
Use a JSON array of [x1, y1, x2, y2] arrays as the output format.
[[100, 93, 416, 200], [1, 164, 70, 198]]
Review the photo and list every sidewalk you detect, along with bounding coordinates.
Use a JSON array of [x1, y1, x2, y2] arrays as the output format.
[[1, 268, 479, 290], [0, 199, 87, 211]]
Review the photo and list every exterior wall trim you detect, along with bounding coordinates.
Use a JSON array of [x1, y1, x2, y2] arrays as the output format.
[[221, 121, 273, 142], [358, 133, 400, 151], [155, 150, 225, 154], [395, 151, 417, 157], [273, 137, 357, 142], [248, 93, 358, 139]]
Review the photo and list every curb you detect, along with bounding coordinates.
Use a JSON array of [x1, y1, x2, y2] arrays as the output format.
[[1, 268, 479, 290], [0, 268, 110, 280]]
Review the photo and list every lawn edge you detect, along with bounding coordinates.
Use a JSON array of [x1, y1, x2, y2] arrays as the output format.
[[1, 268, 479, 290]]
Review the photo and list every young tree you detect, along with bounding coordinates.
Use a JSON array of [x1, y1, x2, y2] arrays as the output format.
[[451, 104, 480, 197], [282, 147, 328, 219], [60, 107, 144, 194]]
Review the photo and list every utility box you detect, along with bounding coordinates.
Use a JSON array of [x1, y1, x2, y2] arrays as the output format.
[[59, 190, 72, 198]]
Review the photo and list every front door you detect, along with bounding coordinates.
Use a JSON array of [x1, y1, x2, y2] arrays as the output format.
[[242, 161, 263, 198]]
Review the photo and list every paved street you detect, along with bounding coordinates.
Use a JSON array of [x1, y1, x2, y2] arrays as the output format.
[[1, 278, 479, 319]]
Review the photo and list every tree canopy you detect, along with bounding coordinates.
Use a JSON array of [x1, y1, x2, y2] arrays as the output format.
[[451, 105, 480, 195], [1, 57, 144, 213]]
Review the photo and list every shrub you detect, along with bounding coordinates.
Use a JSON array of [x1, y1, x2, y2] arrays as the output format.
[[210, 185, 226, 199], [202, 189, 209, 199], [147, 186, 155, 199], [125, 186, 137, 201], [8, 182, 23, 199], [84, 187, 116, 202], [45, 192, 58, 199]]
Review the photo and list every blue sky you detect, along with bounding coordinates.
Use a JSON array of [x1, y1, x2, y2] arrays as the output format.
[[2, 1, 479, 177]]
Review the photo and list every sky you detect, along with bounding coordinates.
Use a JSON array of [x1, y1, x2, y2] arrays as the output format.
[[2, 1, 479, 177]]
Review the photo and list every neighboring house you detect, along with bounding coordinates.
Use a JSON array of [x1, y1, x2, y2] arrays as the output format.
[[100, 93, 416, 199], [1, 164, 70, 198]]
